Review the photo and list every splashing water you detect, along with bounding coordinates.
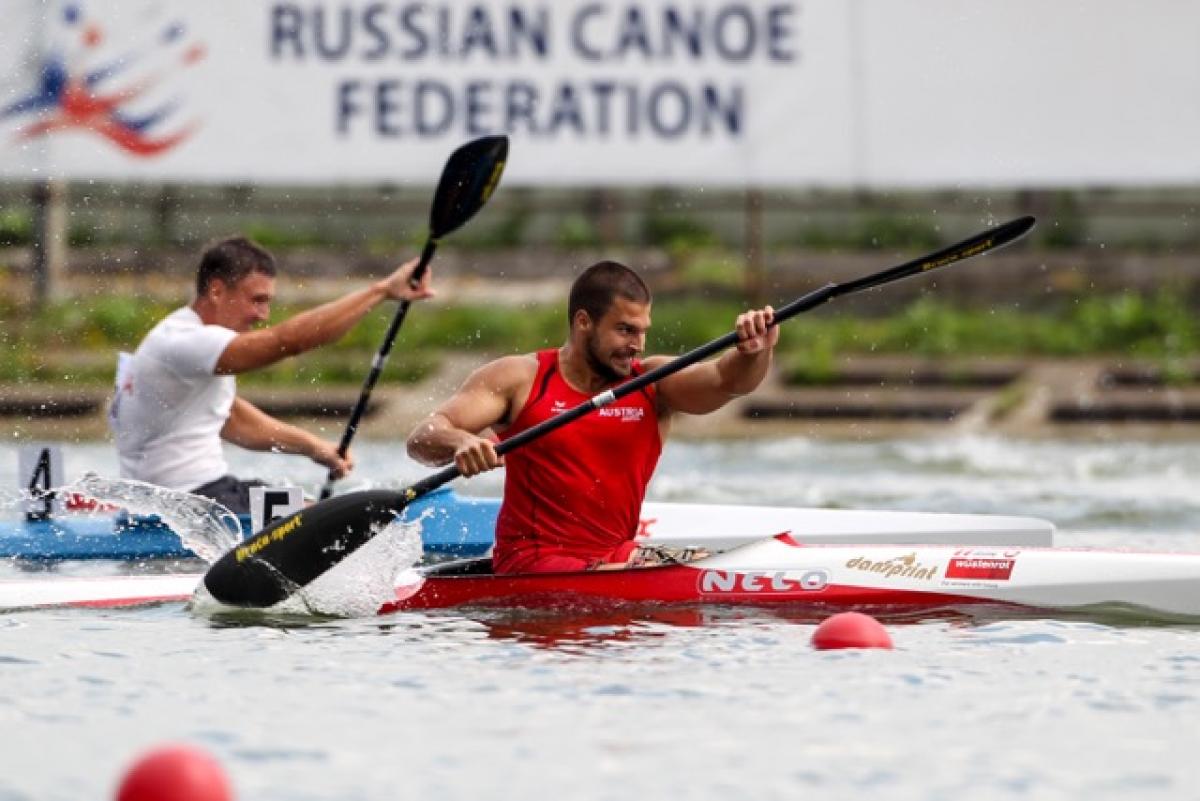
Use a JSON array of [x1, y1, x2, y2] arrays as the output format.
[[191, 511, 428, 619], [65, 472, 241, 563], [285, 511, 427, 617]]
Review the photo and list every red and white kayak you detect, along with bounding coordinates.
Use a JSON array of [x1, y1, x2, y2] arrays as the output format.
[[5, 538, 1200, 620], [381, 538, 1200, 619]]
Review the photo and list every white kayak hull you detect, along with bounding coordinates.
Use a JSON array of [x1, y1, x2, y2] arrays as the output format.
[[632, 501, 1053, 548], [4, 539, 1199, 620]]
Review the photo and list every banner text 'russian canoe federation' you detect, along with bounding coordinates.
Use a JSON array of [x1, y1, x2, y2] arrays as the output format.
[[2, 0, 1199, 186], [261, 1, 814, 186], [267, 3, 797, 144]]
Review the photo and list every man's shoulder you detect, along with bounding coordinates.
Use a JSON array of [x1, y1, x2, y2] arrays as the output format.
[[142, 306, 200, 340], [640, 354, 672, 371], [496, 353, 541, 372], [137, 306, 236, 376], [466, 353, 539, 394]]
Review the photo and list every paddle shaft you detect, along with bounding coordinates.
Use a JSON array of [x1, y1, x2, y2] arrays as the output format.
[[398, 215, 1036, 503], [319, 238, 437, 499]]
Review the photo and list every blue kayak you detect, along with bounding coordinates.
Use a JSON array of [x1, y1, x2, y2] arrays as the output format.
[[0, 488, 1055, 562], [1, 490, 501, 561]]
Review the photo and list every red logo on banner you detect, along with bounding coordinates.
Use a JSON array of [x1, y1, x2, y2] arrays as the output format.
[[946, 557, 1015, 581], [2, 2, 203, 157]]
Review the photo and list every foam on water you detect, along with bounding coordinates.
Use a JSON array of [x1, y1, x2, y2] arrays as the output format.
[[284, 512, 426, 617], [650, 435, 1200, 536], [892, 435, 1200, 481], [65, 472, 240, 562], [191, 511, 428, 619]]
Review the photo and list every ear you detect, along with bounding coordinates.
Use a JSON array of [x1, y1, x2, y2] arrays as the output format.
[[571, 308, 593, 332], [206, 278, 228, 301]]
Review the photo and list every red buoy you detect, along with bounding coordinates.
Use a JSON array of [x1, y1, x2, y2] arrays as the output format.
[[116, 744, 233, 801], [811, 611, 894, 650]]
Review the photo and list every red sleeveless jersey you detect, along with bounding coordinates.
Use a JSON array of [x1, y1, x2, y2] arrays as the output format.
[[493, 349, 663, 574]]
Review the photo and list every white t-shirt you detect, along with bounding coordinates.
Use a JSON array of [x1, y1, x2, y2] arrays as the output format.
[[112, 306, 238, 491]]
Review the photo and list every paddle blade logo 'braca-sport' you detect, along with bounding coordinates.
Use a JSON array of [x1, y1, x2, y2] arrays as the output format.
[[2, 2, 204, 157]]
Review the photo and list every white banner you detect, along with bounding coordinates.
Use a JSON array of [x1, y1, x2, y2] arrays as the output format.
[[0, 1, 1197, 187]]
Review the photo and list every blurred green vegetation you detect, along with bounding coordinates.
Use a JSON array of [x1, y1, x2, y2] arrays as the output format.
[[241, 223, 330, 250], [241, 351, 439, 387], [779, 291, 1199, 383], [0, 209, 32, 246], [675, 252, 744, 289], [554, 213, 603, 249], [1041, 192, 1088, 250], [6, 184, 1200, 255], [794, 214, 943, 251], [2, 290, 1198, 387]]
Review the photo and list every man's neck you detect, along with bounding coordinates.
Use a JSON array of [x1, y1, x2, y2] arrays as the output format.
[[191, 298, 217, 326], [558, 343, 616, 394]]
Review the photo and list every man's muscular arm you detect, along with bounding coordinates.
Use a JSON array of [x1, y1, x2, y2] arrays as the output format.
[[215, 257, 433, 375], [221, 397, 353, 478], [407, 355, 533, 476], [655, 306, 779, 415]]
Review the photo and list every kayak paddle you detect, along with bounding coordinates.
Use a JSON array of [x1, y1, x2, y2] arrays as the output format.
[[206, 215, 1036, 607], [319, 135, 509, 500]]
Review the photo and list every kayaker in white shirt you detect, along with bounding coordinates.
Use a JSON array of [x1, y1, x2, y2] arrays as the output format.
[[111, 237, 434, 513]]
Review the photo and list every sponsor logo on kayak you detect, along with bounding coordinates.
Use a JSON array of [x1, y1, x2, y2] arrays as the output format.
[[946, 557, 1015, 581], [845, 552, 938, 581], [699, 569, 829, 594], [951, 547, 1021, 559], [235, 513, 303, 562]]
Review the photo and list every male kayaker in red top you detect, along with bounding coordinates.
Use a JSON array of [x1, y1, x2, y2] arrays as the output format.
[[406, 261, 778, 574]]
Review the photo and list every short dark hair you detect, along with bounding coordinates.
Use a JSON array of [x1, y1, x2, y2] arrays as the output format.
[[567, 261, 651, 324], [195, 237, 276, 295]]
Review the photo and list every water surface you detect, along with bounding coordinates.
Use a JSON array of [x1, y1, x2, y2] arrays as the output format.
[[1, 437, 1198, 800]]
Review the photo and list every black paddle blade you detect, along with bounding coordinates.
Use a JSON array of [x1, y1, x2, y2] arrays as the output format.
[[838, 215, 1035, 295], [429, 135, 508, 239], [202, 490, 408, 608]]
